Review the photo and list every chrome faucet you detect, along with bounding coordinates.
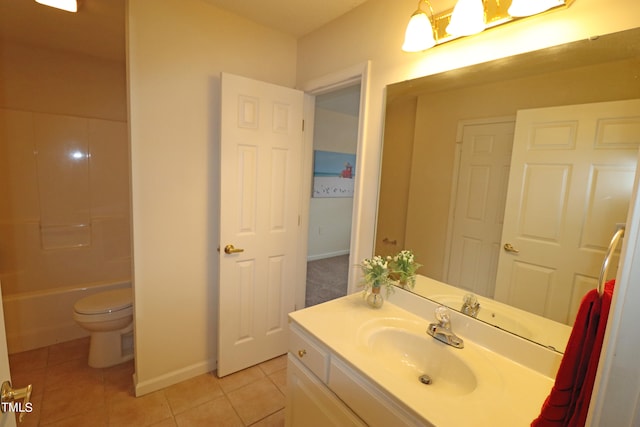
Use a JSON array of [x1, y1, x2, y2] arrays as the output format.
[[427, 306, 464, 349], [461, 293, 480, 318]]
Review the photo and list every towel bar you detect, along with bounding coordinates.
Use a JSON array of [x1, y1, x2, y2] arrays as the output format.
[[598, 227, 625, 296]]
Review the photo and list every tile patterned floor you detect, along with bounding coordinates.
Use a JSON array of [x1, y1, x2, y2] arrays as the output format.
[[8, 337, 287, 426]]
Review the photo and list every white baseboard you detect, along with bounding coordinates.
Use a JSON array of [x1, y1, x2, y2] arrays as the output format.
[[134, 358, 217, 396], [307, 250, 350, 262]]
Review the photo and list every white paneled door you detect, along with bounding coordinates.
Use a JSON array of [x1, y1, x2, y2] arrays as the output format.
[[494, 99, 640, 324], [218, 73, 303, 377], [447, 120, 515, 297]]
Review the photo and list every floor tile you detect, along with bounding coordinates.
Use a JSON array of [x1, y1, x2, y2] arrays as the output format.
[[44, 357, 103, 392], [259, 355, 287, 375], [174, 396, 244, 427], [47, 337, 90, 366], [9, 337, 289, 426], [8, 346, 48, 373], [11, 366, 46, 399], [268, 368, 287, 396], [218, 365, 265, 394], [250, 409, 285, 427], [40, 381, 105, 424], [107, 390, 172, 427], [226, 377, 285, 425], [41, 405, 108, 427], [104, 360, 136, 401], [164, 371, 224, 415], [17, 390, 42, 427]]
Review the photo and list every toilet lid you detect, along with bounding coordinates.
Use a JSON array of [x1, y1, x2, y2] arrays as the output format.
[[74, 288, 133, 315]]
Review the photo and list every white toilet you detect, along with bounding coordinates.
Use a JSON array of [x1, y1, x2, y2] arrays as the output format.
[[73, 288, 134, 368]]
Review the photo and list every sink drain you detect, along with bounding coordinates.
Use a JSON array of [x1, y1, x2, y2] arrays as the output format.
[[419, 374, 432, 385]]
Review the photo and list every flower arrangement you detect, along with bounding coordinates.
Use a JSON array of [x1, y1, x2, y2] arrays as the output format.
[[358, 255, 394, 294], [388, 249, 421, 289], [358, 250, 421, 293]]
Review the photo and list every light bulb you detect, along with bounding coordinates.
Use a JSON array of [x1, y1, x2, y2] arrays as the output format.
[[402, 11, 436, 52], [446, 0, 486, 37]]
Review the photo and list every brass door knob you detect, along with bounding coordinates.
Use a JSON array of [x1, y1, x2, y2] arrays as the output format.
[[224, 244, 244, 254], [1, 381, 32, 422]]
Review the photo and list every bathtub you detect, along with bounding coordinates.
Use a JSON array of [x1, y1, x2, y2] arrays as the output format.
[[2, 280, 131, 354]]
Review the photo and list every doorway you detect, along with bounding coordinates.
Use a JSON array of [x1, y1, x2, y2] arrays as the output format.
[[305, 85, 362, 307]]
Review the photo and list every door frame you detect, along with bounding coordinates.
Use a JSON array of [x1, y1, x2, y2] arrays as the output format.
[[297, 61, 371, 309], [443, 116, 515, 283]]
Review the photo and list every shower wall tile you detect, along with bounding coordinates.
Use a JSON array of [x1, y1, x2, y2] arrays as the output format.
[[1, 220, 130, 295], [34, 113, 91, 229], [89, 119, 130, 217], [0, 110, 131, 295], [0, 109, 40, 222], [94, 217, 132, 261]]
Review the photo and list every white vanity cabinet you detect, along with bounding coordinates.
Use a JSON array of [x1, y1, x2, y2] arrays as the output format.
[[286, 293, 557, 427], [286, 322, 427, 427]]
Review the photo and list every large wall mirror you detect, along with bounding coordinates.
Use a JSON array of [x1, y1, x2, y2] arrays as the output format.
[[376, 27, 640, 351]]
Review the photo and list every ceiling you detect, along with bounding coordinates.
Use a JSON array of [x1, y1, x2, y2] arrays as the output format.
[[0, 0, 372, 61], [0, 0, 126, 60], [201, 0, 370, 37]]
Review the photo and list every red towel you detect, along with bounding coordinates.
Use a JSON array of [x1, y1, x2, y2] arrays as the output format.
[[531, 279, 614, 427]]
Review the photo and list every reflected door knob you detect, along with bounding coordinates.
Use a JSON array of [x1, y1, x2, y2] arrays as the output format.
[[503, 243, 519, 253]]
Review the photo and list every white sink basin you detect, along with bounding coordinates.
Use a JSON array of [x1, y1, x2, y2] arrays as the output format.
[[357, 317, 498, 397]]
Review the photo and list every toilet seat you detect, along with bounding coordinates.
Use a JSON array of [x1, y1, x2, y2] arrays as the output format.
[[74, 288, 132, 315]]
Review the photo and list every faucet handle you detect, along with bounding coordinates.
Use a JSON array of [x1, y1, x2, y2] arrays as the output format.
[[434, 305, 450, 324], [463, 293, 479, 307]]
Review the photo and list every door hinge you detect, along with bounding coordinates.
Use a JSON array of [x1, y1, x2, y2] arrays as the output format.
[[302, 120, 305, 131], [298, 215, 301, 226]]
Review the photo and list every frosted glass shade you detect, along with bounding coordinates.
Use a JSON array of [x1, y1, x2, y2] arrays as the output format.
[[446, 0, 486, 37], [508, 0, 564, 17], [402, 11, 436, 52], [35, 0, 78, 12]]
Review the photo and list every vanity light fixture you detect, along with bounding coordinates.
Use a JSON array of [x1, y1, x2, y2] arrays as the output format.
[[402, 0, 437, 52], [402, 0, 574, 52], [35, 0, 79, 13]]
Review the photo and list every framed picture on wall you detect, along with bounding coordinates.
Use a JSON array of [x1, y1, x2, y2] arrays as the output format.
[[312, 150, 356, 198]]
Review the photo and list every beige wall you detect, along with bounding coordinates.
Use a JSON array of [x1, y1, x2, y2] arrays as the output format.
[[127, 0, 297, 395]]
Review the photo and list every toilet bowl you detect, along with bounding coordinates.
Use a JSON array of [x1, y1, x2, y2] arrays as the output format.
[[73, 288, 134, 368]]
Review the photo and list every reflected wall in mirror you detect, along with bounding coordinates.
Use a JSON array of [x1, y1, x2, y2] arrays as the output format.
[[376, 27, 640, 351]]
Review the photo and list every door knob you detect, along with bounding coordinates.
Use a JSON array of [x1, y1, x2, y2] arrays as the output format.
[[1, 381, 32, 422], [224, 244, 244, 254], [503, 243, 520, 253]]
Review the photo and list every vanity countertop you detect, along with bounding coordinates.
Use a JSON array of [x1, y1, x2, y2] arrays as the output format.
[[289, 293, 555, 427]]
